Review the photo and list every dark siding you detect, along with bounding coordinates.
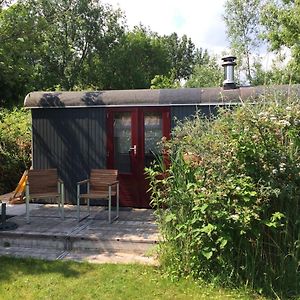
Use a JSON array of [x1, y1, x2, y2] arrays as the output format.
[[32, 108, 106, 202], [31, 104, 219, 202], [171, 105, 218, 128]]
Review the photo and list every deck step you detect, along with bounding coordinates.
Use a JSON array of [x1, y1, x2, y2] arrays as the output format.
[[0, 247, 157, 265], [0, 246, 62, 260], [0, 205, 159, 264], [0, 227, 159, 254]]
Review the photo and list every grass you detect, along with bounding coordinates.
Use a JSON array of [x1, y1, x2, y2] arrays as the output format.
[[0, 256, 263, 300]]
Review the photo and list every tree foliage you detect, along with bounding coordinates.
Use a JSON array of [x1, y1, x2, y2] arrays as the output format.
[[251, 54, 297, 86], [0, 108, 31, 194], [0, 0, 210, 106], [224, 0, 300, 85], [185, 54, 223, 88], [223, 0, 262, 84], [161, 33, 196, 80], [0, 0, 126, 106], [261, 0, 300, 83], [150, 72, 180, 89], [34, 0, 125, 91], [0, 1, 43, 106], [99, 26, 171, 90]]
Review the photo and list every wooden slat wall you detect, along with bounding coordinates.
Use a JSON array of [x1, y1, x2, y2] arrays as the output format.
[[171, 105, 218, 128], [32, 108, 106, 202], [31, 105, 218, 203]]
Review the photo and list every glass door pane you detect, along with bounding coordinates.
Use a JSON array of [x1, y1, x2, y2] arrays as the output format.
[[144, 112, 162, 168], [114, 112, 132, 173]]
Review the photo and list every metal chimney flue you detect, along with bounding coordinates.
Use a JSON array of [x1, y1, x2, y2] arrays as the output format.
[[222, 55, 237, 89]]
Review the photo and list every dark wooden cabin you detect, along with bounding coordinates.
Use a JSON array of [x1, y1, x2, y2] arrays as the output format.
[[24, 84, 300, 207]]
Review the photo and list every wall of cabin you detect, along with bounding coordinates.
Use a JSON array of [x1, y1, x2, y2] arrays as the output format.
[[32, 108, 107, 201], [31, 105, 217, 203]]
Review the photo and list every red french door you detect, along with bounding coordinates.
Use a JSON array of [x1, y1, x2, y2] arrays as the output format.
[[107, 107, 170, 207]]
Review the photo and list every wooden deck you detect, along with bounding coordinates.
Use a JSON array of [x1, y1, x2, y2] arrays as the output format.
[[0, 203, 159, 265]]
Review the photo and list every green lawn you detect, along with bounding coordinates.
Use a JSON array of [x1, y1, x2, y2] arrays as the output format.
[[0, 256, 263, 300]]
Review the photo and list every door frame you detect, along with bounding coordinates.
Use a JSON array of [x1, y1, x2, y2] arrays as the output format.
[[106, 106, 170, 207]]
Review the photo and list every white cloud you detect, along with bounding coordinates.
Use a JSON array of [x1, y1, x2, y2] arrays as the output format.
[[107, 0, 229, 55]]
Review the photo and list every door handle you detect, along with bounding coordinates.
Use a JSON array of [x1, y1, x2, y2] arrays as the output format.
[[129, 145, 137, 155]]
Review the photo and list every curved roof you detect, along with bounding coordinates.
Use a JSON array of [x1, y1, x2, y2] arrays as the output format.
[[24, 85, 300, 108]]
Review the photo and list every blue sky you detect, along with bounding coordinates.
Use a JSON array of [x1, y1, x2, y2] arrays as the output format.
[[108, 0, 229, 55]]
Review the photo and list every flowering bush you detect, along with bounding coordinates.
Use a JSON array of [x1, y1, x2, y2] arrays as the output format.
[[0, 108, 31, 194], [147, 94, 300, 297]]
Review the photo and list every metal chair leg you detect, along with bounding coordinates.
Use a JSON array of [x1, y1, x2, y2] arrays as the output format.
[[109, 186, 112, 223], [87, 182, 90, 217], [26, 182, 30, 224], [57, 181, 61, 214], [116, 183, 119, 220], [61, 182, 65, 220], [77, 183, 80, 221]]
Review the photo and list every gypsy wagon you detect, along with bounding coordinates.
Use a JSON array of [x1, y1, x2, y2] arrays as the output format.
[[23, 57, 300, 207]]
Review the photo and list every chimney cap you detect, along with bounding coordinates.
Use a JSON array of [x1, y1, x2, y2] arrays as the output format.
[[221, 55, 237, 66], [221, 55, 237, 61]]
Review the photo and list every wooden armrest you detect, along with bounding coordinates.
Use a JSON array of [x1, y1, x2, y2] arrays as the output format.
[[77, 179, 89, 185], [58, 178, 64, 184], [108, 181, 119, 186]]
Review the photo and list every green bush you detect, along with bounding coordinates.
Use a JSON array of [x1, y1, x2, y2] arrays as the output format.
[[0, 108, 31, 194], [146, 94, 300, 298]]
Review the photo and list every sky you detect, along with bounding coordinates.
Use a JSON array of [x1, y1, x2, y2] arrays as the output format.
[[108, 0, 229, 55]]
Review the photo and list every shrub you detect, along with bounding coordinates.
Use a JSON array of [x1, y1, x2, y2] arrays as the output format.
[[146, 94, 300, 298], [0, 108, 31, 194]]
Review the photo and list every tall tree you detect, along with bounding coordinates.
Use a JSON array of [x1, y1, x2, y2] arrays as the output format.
[[194, 48, 210, 65], [0, 0, 212, 106], [150, 73, 180, 89], [34, 0, 125, 90], [223, 0, 262, 84], [0, 1, 46, 106], [185, 54, 223, 88], [95, 26, 171, 89], [161, 33, 196, 80], [0, 0, 125, 106], [251, 53, 297, 86], [261, 0, 300, 83]]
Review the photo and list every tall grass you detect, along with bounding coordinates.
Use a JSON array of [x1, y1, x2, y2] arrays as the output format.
[[146, 93, 300, 298]]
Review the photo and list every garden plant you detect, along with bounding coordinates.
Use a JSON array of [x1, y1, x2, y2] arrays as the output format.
[[147, 92, 300, 298]]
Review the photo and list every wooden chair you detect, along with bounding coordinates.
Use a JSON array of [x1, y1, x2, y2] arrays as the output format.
[[25, 169, 64, 223], [77, 169, 119, 223]]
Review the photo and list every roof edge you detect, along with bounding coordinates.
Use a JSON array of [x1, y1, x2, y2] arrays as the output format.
[[24, 85, 300, 108]]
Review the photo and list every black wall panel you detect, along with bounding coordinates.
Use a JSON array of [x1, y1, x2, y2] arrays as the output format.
[[171, 105, 218, 128], [32, 108, 106, 202], [31, 105, 219, 203]]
